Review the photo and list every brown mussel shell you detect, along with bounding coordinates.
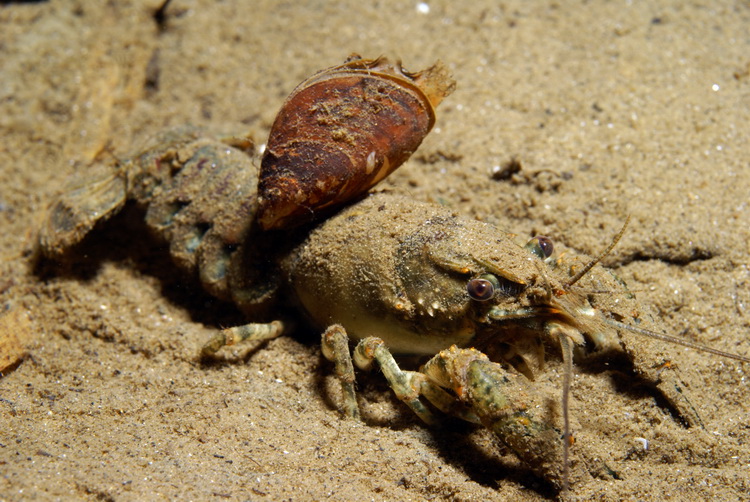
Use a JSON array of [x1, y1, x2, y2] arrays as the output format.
[[257, 55, 455, 230]]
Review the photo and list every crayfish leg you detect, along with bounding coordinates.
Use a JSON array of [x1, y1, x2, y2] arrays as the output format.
[[421, 346, 615, 491], [321, 326, 437, 424], [321, 325, 360, 420], [200, 320, 285, 358], [352, 336, 437, 424]]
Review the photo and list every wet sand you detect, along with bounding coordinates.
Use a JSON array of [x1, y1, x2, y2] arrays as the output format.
[[1, 1, 749, 500]]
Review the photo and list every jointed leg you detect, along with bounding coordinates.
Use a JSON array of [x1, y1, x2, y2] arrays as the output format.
[[201, 320, 285, 357], [353, 336, 436, 424], [322, 326, 472, 425], [321, 325, 360, 419]]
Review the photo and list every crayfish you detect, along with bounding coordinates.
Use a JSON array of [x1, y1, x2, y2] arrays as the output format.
[[38, 55, 749, 493]]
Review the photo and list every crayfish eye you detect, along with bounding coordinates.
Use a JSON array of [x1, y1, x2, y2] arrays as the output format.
[[467, 274, 500, 301], [525, 235, 554, 259]]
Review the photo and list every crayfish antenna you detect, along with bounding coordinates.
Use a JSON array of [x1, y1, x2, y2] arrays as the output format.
[[548, 322, 585, 493], [603, 319, 750, 363], [566, 216, 630, 289], [558, 332, 575, 494]]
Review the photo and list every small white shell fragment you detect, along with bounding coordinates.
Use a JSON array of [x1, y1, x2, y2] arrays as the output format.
[[634, 437, 649, 451]]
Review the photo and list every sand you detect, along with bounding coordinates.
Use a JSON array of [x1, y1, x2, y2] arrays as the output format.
[[1, 1, 749, 500]]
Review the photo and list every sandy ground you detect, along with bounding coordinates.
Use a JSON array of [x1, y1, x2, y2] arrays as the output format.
[[2, 1, 750, 500]]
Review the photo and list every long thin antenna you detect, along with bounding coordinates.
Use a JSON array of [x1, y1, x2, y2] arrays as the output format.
[[558, 333, 575, 493], [603, 318, 750, 363], [566, 216, 630, 288]]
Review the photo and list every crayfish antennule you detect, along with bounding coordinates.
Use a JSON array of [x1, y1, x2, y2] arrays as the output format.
[[565, 215, 630, 288]]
